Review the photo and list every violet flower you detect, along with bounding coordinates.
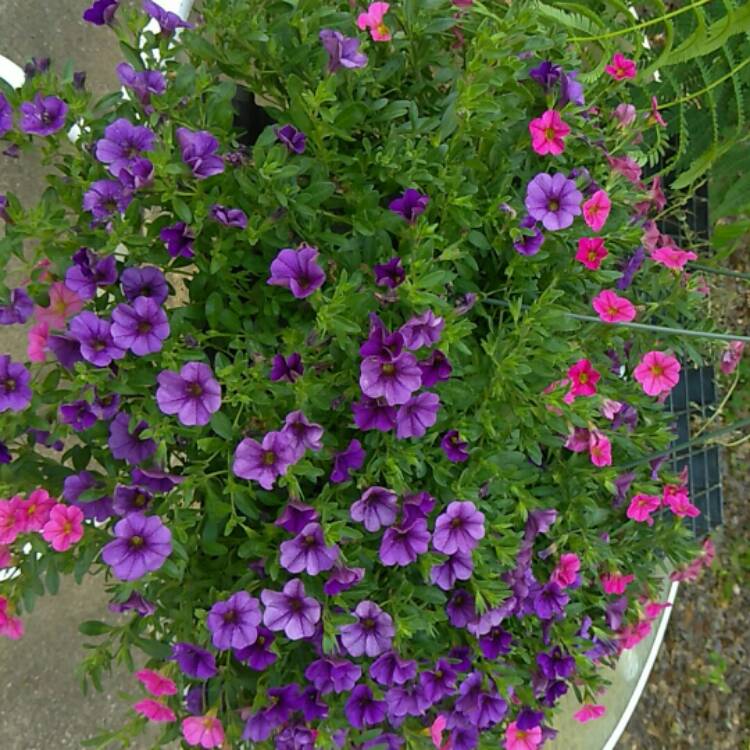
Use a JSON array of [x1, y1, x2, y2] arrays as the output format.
[[83, 0, 119, 24], [513, 215, 545, 256], [261, 578, 321, 640], [360, 351, 422, 406], [431, 551, 473, 591], [351, 486, 398, 532], [143, 0, 194, 35], [324, 566, 365, 596], [419, 659, 457, 705], [108, 412, 157, 464], [113, 484, 153, 516], [419, 349, 452, 387], [276, 125, 306, 154], [395, 392, 440, 439], [479, 626, 513, 659], [279, 522, 339, 575], [59, 400, 97, 431], [275, 501, 317, 534], [176, 127, 224, 179], [63, 471, 114, 520], [210, 204, 248, 228], [268, 245, 325, 298], [65, 248, 118, 300], [529, 61, 561, 90], [373, 257, 405, 289], [156, 362, 222, 426], [305, 657, 361, 694], [445, 588, 476, 627], [109, 591, 155, 616], [0, 356, 31, 413], [19, 94, 68, 136], [234, 627, 277, 671], [369, 651, 417, 686], [160, 222, 194, 258], [270, 352, 303, 382], [319, 29, 368, 72], [389, 189, 429, 223], [616, 246, 646, 290], [116, 63, 166, 109], [233, 431, 296, 489], [441, 430, 469, 462], [344, 685, 386, 729], [101, 513, 171, 580], [533, 582, 569, 620], [537, 647, 575, 679], [68, 312, 126, 367], [0, 289, 34, 325], [525, 172, 583, 231], [340, 601, 394, 657], [352, 396, 397, 432], [400, 310, 444, 350], [82, 180, 132, 220], [206, 591, 262, 650], [379, 518, 430, 566], [95, 118, 155, 177], [171, 642, 217, 679], [120, 266, 168, 305], [281, 410, 323, 460], [330, 439, 365, 483], [433, 501, 485, 555], [0, 94, 12, 138], [111, 297, 170, 356]]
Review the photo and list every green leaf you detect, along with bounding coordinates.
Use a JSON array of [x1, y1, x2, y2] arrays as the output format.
[[210, 411, 234, 440], [172, 197, 192, 224], [78, 620, 112, 637]]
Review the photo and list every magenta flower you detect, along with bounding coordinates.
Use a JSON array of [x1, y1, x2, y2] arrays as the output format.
[[525, 172, 582, 231], [19, 94, 68, 136], [379, 518, 430, 566], [41, 504, 84, 552], [651, 245, 697, 270], [567, 358, 600, 398], [182, 715, 224, 749], [82, 180, 132, 220], [156, 362, 222, 426], [605, 52, 636, 80], [101, 513, 172, 580], [95, 118, 155, 177], [357, 2, 392, 42], [340, 601, 394, 657], [261, 578, 321, 640], [574, 704, 606, 723], [108, 412, 157, 464], [389, 188, 429, 223], [279, 522, 339, 575], [351, 486, 398, 532], [176, 127, 223, 179], [505, 721, 543, 749], [626, 493, 660, 525], [268, 245, 325, 298], [529, 110, 570, 156], [143, 0, 194, 34], [352, 396, 397, 431], [319, 29, 368, 72], [135, 669, 177, 697], [395, 392, 439, 439], [360, 351, 421, 406], [592, 289, 636, 323], [582, 190, 611, 232], [633, 351, 681, 396], [330, 439, 366, 483], [206, 591, 262, 650], [134, 699, 175, 723], [0, 356, 31, 413], [432, 501, 485, 555], [233, 431, 296, 489], [576, 237, 608, 270], [275, 125, 306, 154], [281, 410, 324, 460], [111, 297, 170, 355], [83, 0, 119, 24], [441, 430, 469, 462]]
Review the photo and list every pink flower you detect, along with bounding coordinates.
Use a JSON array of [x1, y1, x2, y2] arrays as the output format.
[[642, 220, 664, 252], [592, 289, 636, 323], [651, 245, 697, 270], [0, 497, 25, 544], [0, 544, 12, 568], [528, 109, 570, 156], [430, 714, 450, 750], [720, 341, 744, 375], [564, 427, 590, 453], [608, 155, 642, 185], [626, 493, 660, 525], [574, 704, 606, 723], [41, 504, 84, 551], [634, 351, 681, 397], [575, 237, 608, 270], [357, 2, 392, 42], [34, 282, 84, 329], [0, 596, 24, 640], [504, 721, 543, 750], [134, 698, 176, 723], [551, 552, 581, 588], [619, 619, 652, 650], [605, 52, 637, 80], [582, 190, 611, 232], [453, 0, 473, 5], [567, 358, 600, 397], [702, 537, 716, 567], [648, 96, 666, 127], [644, 600, 671, 620], [601, 571, 634, 595], [17, 488, 56, 533], [601, 399, 623, 420], [662, 484, 700, 518], [136, 669, 177, 696], [182, 715, 225, 748], [27, 322, 49, 362], [613, 103, 636, 126], [588, 431, 612, 467]]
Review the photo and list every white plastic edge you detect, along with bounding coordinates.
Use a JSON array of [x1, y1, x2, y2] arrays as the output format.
[[601, 580, 680, 750]]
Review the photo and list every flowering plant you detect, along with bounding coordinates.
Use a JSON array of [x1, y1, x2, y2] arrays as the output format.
[[0, 1, 722, 749]]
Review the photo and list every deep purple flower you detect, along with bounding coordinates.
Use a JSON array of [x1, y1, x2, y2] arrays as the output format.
[[171, 642, 217, 679], [131, 466, 183, 492], [455, 672, 483, 716], [419, 349, 452, 387], [184, 685, 206, 715], [281, 411, 323, 460], [445, 589, 476, 627], [62, 471, 113, 521], [176, 127, 223, 179], [160, 222, 194, 259], [59, 400, 97, 431], [360, 351, 421, 406], [116, 63, 166, 109], [234, 626, 277, 671], [340, 601, 394, 658], [270, 352, 303, 382], [82, 180, 132, 220], [65, 249, 118, 300], [516, 708, 544, 731], [612, 403, 638, 432], [525, 172, 583, 231], [389, 189, 429, 223], [441, 430, 469, 462], [101, 513, 171, 580], [324, 566, 365, 596], [83, 0, 119, 24], [143, 0, 194, 34], [95, 118, 155, 177], [0, 355, 31, 413], [319, 29, 368, 72], [402, 491, 436, 523], [268, 245, 325, 298], [373, 257, 405, 289], [419, 659, 458, 704], [261, 578, 321, 640], [529, 60, 561, 90], [0, 289, 34, 327], [156, 362, 222, 426], [111, 297, 169, 356], [113, 484, 153, 515], [19, 94, 68, 136], [542, 680, 568, 707], [0, 94, 10, 138], [330, 439, 365, 483], [533, 582, 570, 620], [433, 501, 485, 555], [0, 443, 11, 464], [614, 471, 636, 506], [276, 125, 306, 154], [472, 689, 508, 729], [344, 685, 385, 729], [305, 657, 361, 694], [479, 627, 513, 659], [395, 392, 439, 439], [243, 709, 274, 742], [206, 591, 262, 650], [360, 315, 404, 358], [210, 204, 248, 228], [368, 652, 416, 689], [280, 522, 339, 575], [379, 517, 430, 566], [120, 266, 168, 305], [616, 246, 646, 290], [400, 311, 444, 350], [449, 723, 478, 750], [108, 591, 155, 616], [352, 396, 397, 432], [537, 647, 576, 680], [386, 683, 428, 719], [233, 430, 296, 490], [275, 501, 318, 534], [431, 552, 473, 591], [302, 689, 331, 722], [351, 486, 398, 532], [108, 412, 157, 464], [525, 508, 558, 539], [514, 215, 545, 256]]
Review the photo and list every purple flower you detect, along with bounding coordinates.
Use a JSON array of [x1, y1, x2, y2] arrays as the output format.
[[419, 659, 457, 705], [59, 400, 97, 431], [369, 651, 417, 686], [605, 596, 629, 630], [95, 118, 155, 177], [268, 245, 325, 299], [176, 127, 223, 179], [101, 513, 171, 580], [529, 60, 562, 90], [108, 412, 157, 464], [400, 311, 444, 350], [431, 551, 473, 591], [0, 95, 11, 139], [65, 249, 118, 300], [120, 266, 168, 305], [184, 685, 206, 715], [479, 627, 513, 659], [275, 125, 306, 154], [402, 491, 436, 523], [156, 362, 222, 426], [324, 566, 365, 596], [319, 29, 368, 72], [83, 0, 119, 24], [305, 657, 361, 694], [616, 246, 646, 290], [533, 582, 569, 620], [344, 685, 386, 729], [270, 352, 303, 382], [19, 94, 68, 136], [614, 471, 636, 506], [516, 708, 544, 731], [171, 642, 217, 679], [160, 222, 194, 259], [301, 691, 329, 723], [116, 63, 166, 109], [330, 439, 365, 483], [542, 680, 568, 707], [514, 215, 545, 256], [433, 501, 485, 555], [0, 195, 9, 223], [537, 647, 575, 679], [109, 591, 155, 616], [389, 189, 429, 223], [0, 443, 11, 464], [560, 70, 585, 107], [210, 204, 248, 228], [131, 466, 183, 492], [441, 430, 469, 462], [445, 589, 476, 628], [450, 723, 478, 750], [385, 683, 428, 718], [111, 297, 169, 356], [373, 257, 405, 289], [233, 430, 296, 490], [261, 578, 321, 640], [352, 396, 397, 432], [419, 349, 452, 387], [525, 508, 557, 539], [525, 172, 583, 231], [0, 289, 34, 327], [234, 626, 277, 671], [360, 315, 404, 358], [340, 600, 394, 658], [612, 402, 638, 432], [143, 0, 194, 34], [379, 517, 430, 566], [276, 501, 318, 534], [83, 180, 132, 220], [350, 486, 398, 532], [63, 471, 114, 520], [67, 312, 125, 367], [360, 351, 421, 406], [281, 411, 323, 460], [395, 392, 439, 439], [280, 522, 339, 575], [206, 591, 262, 650], [113, 484, 153, 515]]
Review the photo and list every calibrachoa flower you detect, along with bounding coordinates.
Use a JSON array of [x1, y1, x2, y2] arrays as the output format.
[[136, 669, 177, 696], [663, 484, 700, 518], [65, 249, 117, 301], [432, 552, 473, 591], [574, 704, 606, 723], [605, 52, 636, 80], [389, 188, 429, 223], [330, 439, 366, 483], [207, 591, 262, 650], [0, 288, 34, 325], [233, 431, 296, 489], [111, 297, 170, 355], [551, 553, 581, 589], [567, 358, 600, 397], [582, 190, 611, 232], [379, 518, 430, 566], [41, 504, 84, 551], [592, 289, 636, 323], [234, 626, 277, 671], [720, 340, 745, 375], [340, 600, 395, 657], [0, 355, 32, 412], [324, 565, 365, 596], [181, 715, 224, 749], [505, 721, 542, 750], [210, 204, 247, 228], [374, 257, 405, 288], [134, 699, 176, 723], [19, 94, 68, 136], [275, 124, 306, 154], [281, 411, 323, 459], [395, 392, 440, 439], [528, 110, 570, 156], [280, 522, 340, 575], [360, 351, 422, 405], [576, 237, 608, 270], [156, 362, 222, 426], [614, 102, 637, 126], [319, 29, 368, 72], [345, 685, 387, 729], [59, 400, 97, 431], [351, 486, 398, 532], [101, 513, 172, 580], [261, 578, 321, 640], [95, 118, 155, 177], [513, 215, 545, 256], [601, 572, 634, 595], [441, 430, 469, 462], [650, 245, 698, 270], [352, 395, 398, 431], [176, 127, 224, 179], [268, 245, 326, 298], [358, 2, 392, 41], [82, 179, 132, 220], [433, 501, 485, 555], [109, 412, 157, 464], [270, 352, 303, 382], [116, 63, 166, 109], [83, 0, 119, 25], [17, 489, 55, 533], [419, 349, 452, 387], [35, 282, 84, 329], [120, 266, 169, 305], [626, 493, 661, 526], [400, 310, 444, 350], [171, 642, 217, 679], [143, 0, 194, 34], [634, 351, 681, 397], [0, 596, 24, 640], [160, 222, 194, 259], [525, 172, 582, 231]]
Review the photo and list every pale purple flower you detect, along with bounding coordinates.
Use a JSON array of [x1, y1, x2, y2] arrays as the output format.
[[379, 518, 430, 566], [108, 412, 157, 464], [111, 297, 169, 355], [389, 189, 429, 223], [319, 29, 368, 72], [101, 513, 171, 580], [324, 566, 365, 596], [0, 289, 34, 325], [109, 591, 155, 616], [65, 248, 117, 300], [402, 491, 436, 523], [270, 352, 303, 382], [360, 352, 421, 406], [268, 245, 325, 298], [95, 118, 155, 177], [120, 266, 168, 305], [143, 0, 194, 34], [156, 362, 222, 426], [400, 311, 444, 350], [210, 204, 248, 228], [176, 127, 224, 179], [160, 222, 194, 258], [340, 601, 394, 658], [19, 94, 68, 136], [330, 439, 365, 483], [352, 396, 397, 432], [350, 486, 398, 532], [280, 522, 339, 575], [171, 642, 217, 679], [525, 172, 582, 231], [560, 70, 585, 107], [131, 466, 183, 492], [0, 356, 31, 412], [261, 579, 321, 640], [276, 125, 306, 154], [430, 551, 473, 591], [83, 180, 132, 219], [395, 392, 439, 439], [281, 410, 323, 460], [233, 431, 296, 489], [433, 501, 485, 555], [69, 312, 126, 367], [207, 591, 262, 650]]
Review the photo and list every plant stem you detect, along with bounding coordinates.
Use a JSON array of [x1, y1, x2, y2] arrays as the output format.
[[660, 56, 750, 109]]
